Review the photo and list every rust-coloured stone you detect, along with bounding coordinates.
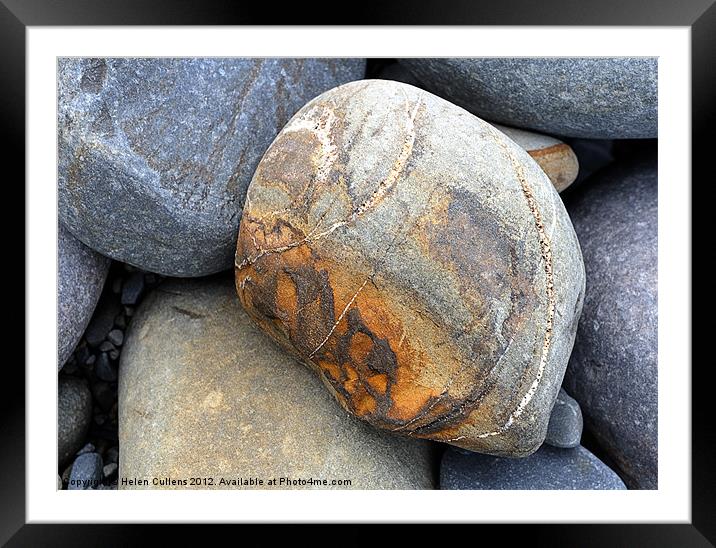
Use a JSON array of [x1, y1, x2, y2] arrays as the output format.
[[235, 80, 585, 456]]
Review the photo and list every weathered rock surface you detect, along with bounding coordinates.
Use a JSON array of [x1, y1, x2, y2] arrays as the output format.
[[492, 124, 579, 192], [119, 277, 436, 489], [440, 444, 626, 490], [375, 64, 579, 192], [235, 80, 585, 456], [58, 224, 110, 368], [400, 58, 657, 139], [58, 58, 366, 276], [563, 152, 658, 489], [545, 388, 583, 448], [58, 376, 93, 467]]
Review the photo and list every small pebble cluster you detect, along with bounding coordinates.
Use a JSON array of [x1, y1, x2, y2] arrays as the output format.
[[57, 57, 657, 491], [58, 263, 162, 490]]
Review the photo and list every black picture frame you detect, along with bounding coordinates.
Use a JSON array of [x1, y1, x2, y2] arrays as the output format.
[[5, 0, 710, 544]]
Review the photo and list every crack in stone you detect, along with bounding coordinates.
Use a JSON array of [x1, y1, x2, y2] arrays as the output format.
[[471, 126, 556, 439], [308, 278, 369, 359], [236, 97, 421, 272]]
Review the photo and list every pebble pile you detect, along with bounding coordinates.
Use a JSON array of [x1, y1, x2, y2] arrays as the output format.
[[57, 57, 658, 491]]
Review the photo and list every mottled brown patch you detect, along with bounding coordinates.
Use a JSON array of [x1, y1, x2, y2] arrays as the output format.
[[420, 188, 536, 368], [235, 213, 458, 433]]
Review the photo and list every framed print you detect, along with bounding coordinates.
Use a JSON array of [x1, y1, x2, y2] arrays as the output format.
[[5, 0, 711, 544]]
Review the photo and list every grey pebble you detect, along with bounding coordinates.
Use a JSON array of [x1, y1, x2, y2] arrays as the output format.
[[95, 352, 117, 382], [545, 388, 583, 448], [98, 341, 116, 353], [58, 377, 93, 467], [68, 453, 103, 490], [563, 151, 658, 489], [121, 272, 145, 306], [440, 445, 626, 490], [103, 462, 118, 479], [84, 295, 121, 348], [58, 224, 110, 368], [107, 329, 124, 347]]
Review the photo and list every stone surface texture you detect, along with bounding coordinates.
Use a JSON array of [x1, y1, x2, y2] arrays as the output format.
[[58, 224, 110, 368], [58, 58, 367, 276], [400, 58, 657, 139], [235, 80, 585, 456], [544, 388, 583, 448], [440, 444, 626, 490], [563, 152, 658, 489], [492, 124, 579, 192], [58, 376, 93, 467], [119, 277, 436, 489], [68, 452, 103, 490], [375, 63, 580, 192]]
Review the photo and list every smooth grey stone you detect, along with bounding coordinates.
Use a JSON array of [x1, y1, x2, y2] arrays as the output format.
[[103, 462, 118, 479], [58, 224, 110, 368], [84, 294, 121, 348], [98, 341, 116, 353], [545, 388, 583, 448], [95, 352, 117, 382], [440, 445, 626, 490], [58, 58, 367, 277], [68, 452, 103, 490], [120, 272, 145, 306], [400, 58, 657, 139], [106, 328, 124, 347], [119, 277, 437, 489], [563, 152, 657, 489], [58, 377, 93, 467]]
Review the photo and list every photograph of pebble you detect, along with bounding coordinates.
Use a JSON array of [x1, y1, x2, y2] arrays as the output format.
[[57, 57, 657, 491]]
